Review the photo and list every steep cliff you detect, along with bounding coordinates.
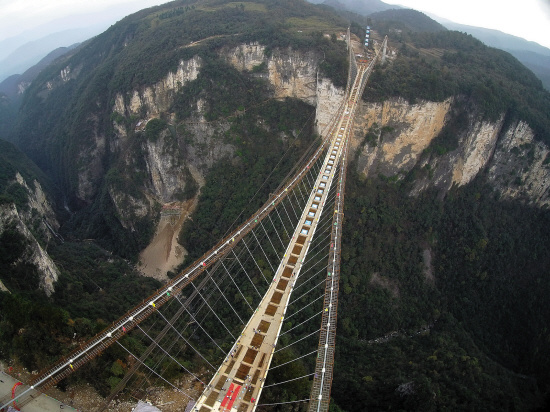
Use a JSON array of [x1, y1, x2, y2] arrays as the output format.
[[223, 42, 345, 134], [0, 203, 59, 295], [353, 97, 550, 207], [0, 170, 60, 296], [105, 42, 345, 275], [0, 138, 61, 295]]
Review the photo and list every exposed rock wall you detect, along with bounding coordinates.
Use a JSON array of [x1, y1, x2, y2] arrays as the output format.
[[103, 42, 347, 276], [0, 173, 61, 294], [113, 56, 203, 118], [352, 98, 451, 177], [487, 121, 550, 206], [223, 42, 346, 136], [107, 43, 345, 219], [0, 203, 59, 296], [353, 98, 550, 206]]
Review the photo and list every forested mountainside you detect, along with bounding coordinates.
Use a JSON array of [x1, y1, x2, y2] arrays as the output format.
[[12, 0, 348, 259], [1, 0, 550, 410]]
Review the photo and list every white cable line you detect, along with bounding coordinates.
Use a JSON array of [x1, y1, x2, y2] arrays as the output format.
[[135, 269, 238, 394], [285, 294, 325, 320], [259, 220, 281, 261], [115, 341, 195, 400], [304, 168, 315, 190], [221, 107, 318, 239], [295, 179, 308, 205], [280, 311, 323, 337], [289, 278, 326, 307], [267, 213, 287, 251], [284, 190, 300, 220], [189, 285, 236, 340], [269, 349, 319, 370], [231, 249, 263, 298], [287, 185, 303, 218], [275, 329, 321, 353], [250, 229, 276, 274], [258, 398, 311, 406], [293, 184, 307, 211], [274, 206, 290, 237], [206, 267, 246, 324], [220, 260, 255, 313], [173, 295, 224, 353], [293, 263, 329, 293], [280, 196, 298, 227], [136, 324, 205, 384], [155, 310, 216, 371], [262, 372, 316, 388], [241, 237, 270, 284], [295, 218, 335, 268]]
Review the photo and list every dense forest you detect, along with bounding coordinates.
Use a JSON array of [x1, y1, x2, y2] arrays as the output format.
[[0, 0, 549, 410], [331, 167, 550, 410]]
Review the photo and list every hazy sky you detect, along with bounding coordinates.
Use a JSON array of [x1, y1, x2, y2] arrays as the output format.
[[0, 0, 549, 48], [384, 0, 550, 49], [0, 0, 165, 42]]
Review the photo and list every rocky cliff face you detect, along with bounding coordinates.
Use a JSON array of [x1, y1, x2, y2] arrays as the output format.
[[0, 174, 60, 295], [107, 45, 343, 214], [113, 56, 203, 119], [224, 42, 345, 134], [100, 43, 346, 275], [353, 98, 550, 206]]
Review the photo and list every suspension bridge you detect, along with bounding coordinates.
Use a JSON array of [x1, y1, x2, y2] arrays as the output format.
[[1, 33, 388, 412]]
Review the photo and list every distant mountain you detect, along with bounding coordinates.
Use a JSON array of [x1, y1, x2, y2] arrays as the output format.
[[369, 8, 447, 32], [505, 49, 550, 91], [319, 0, 398, 15], [0, 0, 167, 61], [440, 21, 550, 56], [0, 44, 78, 99], [436, 21, 550, 90], [0, 28, 97, 82]]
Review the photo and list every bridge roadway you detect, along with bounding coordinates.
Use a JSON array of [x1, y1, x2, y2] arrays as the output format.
[[192, 58, 373, 412]]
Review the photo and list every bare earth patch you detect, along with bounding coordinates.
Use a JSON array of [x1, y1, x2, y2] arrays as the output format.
[[138, 198, 197, 281], [422, 247, 435, 284], [369, 272, 400, 298]]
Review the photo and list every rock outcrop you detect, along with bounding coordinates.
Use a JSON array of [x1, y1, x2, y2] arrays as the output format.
[[0, 201, 59, 296], [223, 43, 346, 135], [353, 98, 550, 206], [103, 42, 347, 276]]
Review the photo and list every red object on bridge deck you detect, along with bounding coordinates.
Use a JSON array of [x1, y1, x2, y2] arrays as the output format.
[[220, 382, 241, 410]]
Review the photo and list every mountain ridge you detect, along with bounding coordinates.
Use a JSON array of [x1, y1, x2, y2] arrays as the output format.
[[1, 0, 549, 410]]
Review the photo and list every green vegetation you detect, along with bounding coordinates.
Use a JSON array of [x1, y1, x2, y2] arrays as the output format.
[[0, 224, 40, 292], [145, 118, 167, 141], [0, 139, 51, 208], [0, 1, 549, 409], [365, 31, 550, 144], [331, 167, 550, 410], [0, 93, 17, 141], [0, 240, 160, 375], [370, 8, 447, 33], [178, 96, 318, 261], [9, 0, 347, 260]]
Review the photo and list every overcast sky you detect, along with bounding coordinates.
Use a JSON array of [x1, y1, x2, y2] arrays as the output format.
[[0, 0, 164, 42], [384, 0, 550, 49], [0, 0, 549, 48]]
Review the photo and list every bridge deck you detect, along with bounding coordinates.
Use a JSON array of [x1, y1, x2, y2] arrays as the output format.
[[193, 106, 350, 412]]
